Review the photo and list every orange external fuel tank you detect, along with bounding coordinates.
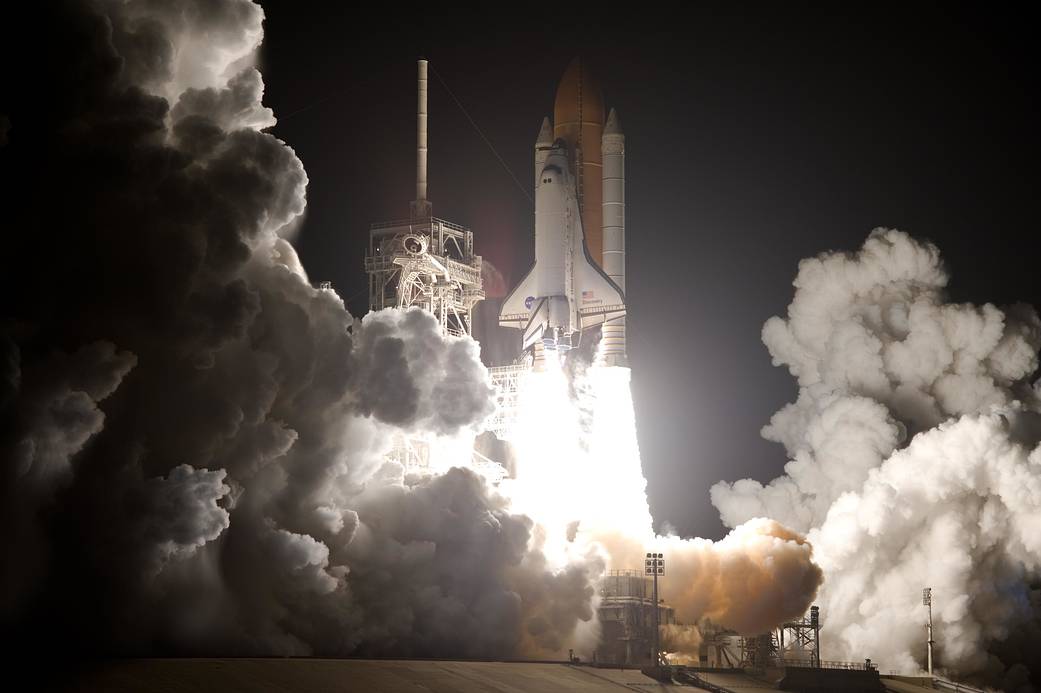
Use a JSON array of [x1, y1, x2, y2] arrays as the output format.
[[553, 57, 605, 267]]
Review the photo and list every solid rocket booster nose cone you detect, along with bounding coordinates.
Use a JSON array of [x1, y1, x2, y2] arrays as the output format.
[[604, 108, 623, 136], [536, 117, 553, 146]]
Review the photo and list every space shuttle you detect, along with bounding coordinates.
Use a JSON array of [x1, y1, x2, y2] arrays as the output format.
[[499, 58, 628, 367]]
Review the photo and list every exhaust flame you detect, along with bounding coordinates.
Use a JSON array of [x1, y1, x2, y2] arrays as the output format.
[[502, 363, 822, 657]]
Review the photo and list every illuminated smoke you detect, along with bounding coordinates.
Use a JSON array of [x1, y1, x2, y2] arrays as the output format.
[[593, 518, 822, 637], [711, 229, 1041, 687], [505, 363, 822, 655], [0, 0, 594, 659]]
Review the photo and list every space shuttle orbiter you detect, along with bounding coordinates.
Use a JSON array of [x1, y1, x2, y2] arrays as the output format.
[[499, 58, 627, 367], [499, 135, 625, 361]]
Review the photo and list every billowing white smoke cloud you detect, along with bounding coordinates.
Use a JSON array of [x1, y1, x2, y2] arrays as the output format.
[[811, 412, 1041, 679], [711, 229, 1041, 687], [0, 0, 596, 660], [353, 309, 495, 434]]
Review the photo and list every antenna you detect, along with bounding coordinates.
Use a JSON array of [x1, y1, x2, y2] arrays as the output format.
[[411, 58, 431, 219]]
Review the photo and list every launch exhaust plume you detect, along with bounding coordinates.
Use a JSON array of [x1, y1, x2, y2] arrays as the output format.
[[711, 229, 1041, 688], [505, 363, 823, 654]]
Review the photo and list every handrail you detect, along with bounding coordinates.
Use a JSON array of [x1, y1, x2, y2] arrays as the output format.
[[782, 659, 878, 671], [370, 216, 470, 233]]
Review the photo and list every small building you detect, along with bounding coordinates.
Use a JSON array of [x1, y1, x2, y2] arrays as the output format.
[[595, 569, 675, 666]]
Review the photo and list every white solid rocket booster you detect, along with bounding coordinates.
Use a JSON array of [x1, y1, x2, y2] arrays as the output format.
[[599, 108, 626, 365]]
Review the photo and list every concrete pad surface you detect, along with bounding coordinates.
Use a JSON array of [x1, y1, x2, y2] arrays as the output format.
[[62, 659, 688, 693]]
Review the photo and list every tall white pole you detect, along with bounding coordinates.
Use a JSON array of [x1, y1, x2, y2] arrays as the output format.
[[927, 603, 934, 675], [652, 566, 659, 667], [810, 605, 820, 668], [645, 552, 663, 669], [923, 588, 934, 676], [412, 59, 430, 218]]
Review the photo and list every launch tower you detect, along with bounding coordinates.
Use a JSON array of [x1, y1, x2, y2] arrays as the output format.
[[364, 60, 498, 479], [364, 60, 485, 338]]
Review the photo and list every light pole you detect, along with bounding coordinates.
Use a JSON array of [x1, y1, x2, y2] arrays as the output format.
[[923, 588, 934, 676], [645, 552, 665, 668]]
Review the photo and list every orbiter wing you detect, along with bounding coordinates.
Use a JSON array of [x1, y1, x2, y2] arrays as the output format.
[[573, 227, 626, 330], [499, 265, 538, 330]]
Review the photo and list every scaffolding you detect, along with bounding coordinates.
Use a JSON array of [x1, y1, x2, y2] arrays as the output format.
[[364, 217, 484, 338], [485, 363, 528, 440], [364, 218, 487, 477], [595, 569, 675, 666], [365, 218, 484, 477], [778, 604, 821, 667], [385, 434, 431, 473], [471, 448, 508, 484], [738, 632, 780, 670]]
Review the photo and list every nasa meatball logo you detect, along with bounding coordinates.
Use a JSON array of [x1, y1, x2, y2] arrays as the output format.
[[524, 296, 535, 309]]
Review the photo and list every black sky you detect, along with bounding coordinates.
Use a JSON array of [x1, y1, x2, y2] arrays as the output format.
[[258, 3, 1040, 539]]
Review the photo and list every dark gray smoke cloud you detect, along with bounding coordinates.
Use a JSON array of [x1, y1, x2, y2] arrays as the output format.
[[0, 0, 592, 661]]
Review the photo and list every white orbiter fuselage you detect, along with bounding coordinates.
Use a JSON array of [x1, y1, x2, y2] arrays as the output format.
[[498, 140, 626, 359]]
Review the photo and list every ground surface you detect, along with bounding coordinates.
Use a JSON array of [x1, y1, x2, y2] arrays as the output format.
[[693, 670, 778, 691], [63, 659, 688, 692], [46, 658, 943, 692]]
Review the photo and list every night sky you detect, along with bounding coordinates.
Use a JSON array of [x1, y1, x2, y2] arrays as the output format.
[[259, 4, 1039, 539]]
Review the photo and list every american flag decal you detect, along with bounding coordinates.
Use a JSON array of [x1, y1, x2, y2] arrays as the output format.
[[582, 290, 593, 300]]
